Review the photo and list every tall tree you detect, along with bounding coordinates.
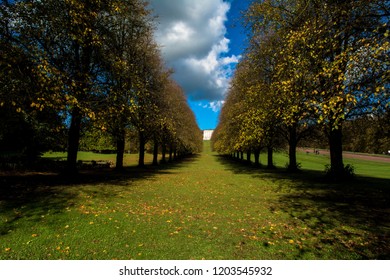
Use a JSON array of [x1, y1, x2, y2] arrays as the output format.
[[2, 0, 113, 173], [98, 0, 155, 170], [244, 0, 389, 178]]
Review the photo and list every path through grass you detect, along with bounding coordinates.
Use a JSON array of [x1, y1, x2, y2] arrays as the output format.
[[1, 143, 389, 259]]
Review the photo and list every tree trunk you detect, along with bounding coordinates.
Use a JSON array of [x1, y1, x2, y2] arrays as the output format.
[[246, 151, 251, 164], [152, 139, 159, 166], [169, 143, 173, 162], [115, 130, 125, 170], [254, 148, 260, 167], [66, 107, 82, 174], [267, 146, 274, 169], [161, 144, 167, 163], [65, 41, 88, 174], [138, 131, 145, 167], [288, 125, 298, 171], [329, 126, 344, 178]]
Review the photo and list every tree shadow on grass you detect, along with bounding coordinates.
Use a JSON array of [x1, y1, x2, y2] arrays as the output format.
[[0, 154, 200, 237], [215, 154, 390, 259]]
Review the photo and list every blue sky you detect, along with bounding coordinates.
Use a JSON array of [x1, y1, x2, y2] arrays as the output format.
[[148, 0, 252, 130]]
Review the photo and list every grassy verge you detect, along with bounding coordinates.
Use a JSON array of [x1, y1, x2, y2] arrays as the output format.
[[258, 150, 390, 179], [0, 143, 389, 259], [42, 151, 155, 166]]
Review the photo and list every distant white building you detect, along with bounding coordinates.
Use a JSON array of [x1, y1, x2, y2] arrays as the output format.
[[203, 130, 214, 141]]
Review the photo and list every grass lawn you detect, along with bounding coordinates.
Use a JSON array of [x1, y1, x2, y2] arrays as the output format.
[[42, 151, 155, 167], [0, 143, 389, 259], [259, 151, 390, 179]]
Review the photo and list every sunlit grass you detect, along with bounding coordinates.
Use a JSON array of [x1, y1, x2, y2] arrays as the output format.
[[259, 150, 390, 179], [1, 143, 389, 259], [42, 151, 154, 166]]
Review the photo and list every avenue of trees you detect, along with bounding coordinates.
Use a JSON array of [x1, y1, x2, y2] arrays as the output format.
[[0, 0, 202, 173], [212, 0, 389, 179]]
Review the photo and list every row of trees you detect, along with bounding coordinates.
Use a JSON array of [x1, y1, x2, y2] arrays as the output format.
[[295, 112, 390, 154], [1, 0, 202, 172], [212, 0, 389, 178], [343, 113, 390, 154]]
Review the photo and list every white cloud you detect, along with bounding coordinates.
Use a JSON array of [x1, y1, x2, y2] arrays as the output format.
[[148, 0, 240, 102], [200, 101, 225, 112], [166, 21, 195, 43]]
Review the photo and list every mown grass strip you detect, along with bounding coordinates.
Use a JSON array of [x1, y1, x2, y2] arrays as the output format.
[[1, 143, 389, 259]]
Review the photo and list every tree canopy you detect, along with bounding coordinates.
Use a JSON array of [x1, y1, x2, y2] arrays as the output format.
[[1, 0, 202, 172], [212, 0, 389, 178]]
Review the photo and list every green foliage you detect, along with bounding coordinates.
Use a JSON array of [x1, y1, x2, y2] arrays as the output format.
[[213, 0, 389, 178], [343, 114, 390, 154], [1, 0, 202, 171], [79, 127, 115, 152]]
